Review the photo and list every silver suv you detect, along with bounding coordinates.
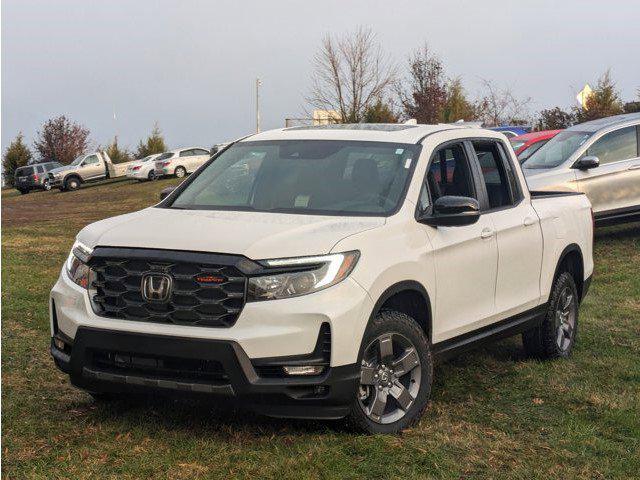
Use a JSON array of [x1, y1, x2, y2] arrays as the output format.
[[523, 112, 640, 226]]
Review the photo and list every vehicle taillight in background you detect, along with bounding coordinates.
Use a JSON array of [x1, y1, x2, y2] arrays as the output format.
[[161, 161, 171, 167], [33, 174, 39, 181], [132, 166, 141, 171]]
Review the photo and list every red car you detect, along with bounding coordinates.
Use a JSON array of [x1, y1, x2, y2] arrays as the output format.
[[510, 130, 562, 163]]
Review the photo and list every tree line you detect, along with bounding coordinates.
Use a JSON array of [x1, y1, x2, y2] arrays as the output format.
[[306, 27, 640, 127], [2, 118, 167, 186]]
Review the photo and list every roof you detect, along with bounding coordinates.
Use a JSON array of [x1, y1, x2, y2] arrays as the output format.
[[511, 130, 562, 142], [243, 123, 470, 144], [568, 112, 640, 132]]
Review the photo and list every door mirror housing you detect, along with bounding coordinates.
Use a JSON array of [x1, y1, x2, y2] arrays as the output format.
[[159, 186, 176, 201], [574, 155, 600, 170], [418, 196, 480, 227]]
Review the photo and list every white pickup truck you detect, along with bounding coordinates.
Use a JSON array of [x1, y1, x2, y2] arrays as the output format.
[[50, 124, 593, 433], [48, 151, 135, 191]]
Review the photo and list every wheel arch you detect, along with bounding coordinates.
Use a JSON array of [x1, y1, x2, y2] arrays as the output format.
[[368, 281, 433, 341], [553, 243, 585, 300]]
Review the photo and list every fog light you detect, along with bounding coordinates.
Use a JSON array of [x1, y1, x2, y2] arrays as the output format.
[[54, 338, 66, 350], [282, 365, 325, 376]]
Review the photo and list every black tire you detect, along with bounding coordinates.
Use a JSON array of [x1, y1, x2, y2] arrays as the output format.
[[18, 188, 29, 195], [174, 166, 187, 178], [147, 170, 156, 181], [43, 179, 52, 191], [89, 392, 118, 402], [65, 177, 80, 191], [523, 271, 579, 360], [347, 310, 433, 434]]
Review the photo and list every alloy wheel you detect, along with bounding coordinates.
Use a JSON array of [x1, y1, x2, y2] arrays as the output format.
[[555, 286, 576, 351], [358, 332, 421, 424]]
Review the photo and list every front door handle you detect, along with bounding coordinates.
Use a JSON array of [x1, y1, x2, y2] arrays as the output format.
[[480, 228, 495, 239], [523, 216, 535, 227]]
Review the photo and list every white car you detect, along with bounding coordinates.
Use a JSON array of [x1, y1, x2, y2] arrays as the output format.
[[50, 124, 593, 433], [154, 147, 211, 178], [125, 154, 161, 181]]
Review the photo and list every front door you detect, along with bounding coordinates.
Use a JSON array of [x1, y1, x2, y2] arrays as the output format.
[[576, 125, 640, 214], [419, 141, 498, 342], [80, 154, 103, 179]]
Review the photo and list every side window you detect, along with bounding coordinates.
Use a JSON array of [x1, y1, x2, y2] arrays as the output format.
[[36, 165, 45, 173], [473, 141, 515, 209], [179, 150, 192, 157], [83, 155, 99, 165], [420, 143, 475, 210], [586, 126, 638, 164], [194, 149, 209, 156]]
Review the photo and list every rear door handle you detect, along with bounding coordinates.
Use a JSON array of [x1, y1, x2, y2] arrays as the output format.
[[523, 216, 535, 227], [480, 228, 495, 239]]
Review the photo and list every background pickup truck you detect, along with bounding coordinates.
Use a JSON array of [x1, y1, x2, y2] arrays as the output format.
[[51, 123, 594, 433], [48, 151, 135, 191]]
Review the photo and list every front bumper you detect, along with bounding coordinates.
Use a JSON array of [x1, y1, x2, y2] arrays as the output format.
[[48, 176, 63, 187], [51, 327, 360, 419]]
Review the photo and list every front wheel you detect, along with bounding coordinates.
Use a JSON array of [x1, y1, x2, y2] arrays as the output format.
[[523, 271, 579, 359], [174, 166, 186, 178], [348, 310, 433, 434], [65, 177, 80, 191]]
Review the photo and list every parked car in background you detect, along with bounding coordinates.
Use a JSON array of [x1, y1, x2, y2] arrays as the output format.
[[490, 126, 532, 138], [51, 123, 593, 433], [125, 153, 161, 181], [210, 143, 230, 155], [48, 151, 136, 192], [524, 112, 640, 225], [14, 161, 62, 194], [154, 148, 211, 178], [510, 130, 562, 163]]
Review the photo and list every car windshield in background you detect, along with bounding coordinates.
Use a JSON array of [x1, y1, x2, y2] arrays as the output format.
[[510, 140, 526, 151], [15, 166, 34, 176], [169, 140, 421, 216], [524, 131, 592, 169], [155, 152, 173, 161]]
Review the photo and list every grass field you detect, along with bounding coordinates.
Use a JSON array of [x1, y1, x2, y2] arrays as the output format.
[[2, 179, 639, 479]]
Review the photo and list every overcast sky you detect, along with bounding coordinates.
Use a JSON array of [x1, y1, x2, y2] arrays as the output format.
[[2, 0, 639, 154]]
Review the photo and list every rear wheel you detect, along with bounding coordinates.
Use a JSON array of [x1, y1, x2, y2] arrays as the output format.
[[523, 272, 579, 359], [43, 179, 51, 191], [65, 177, 80, 191], [147, 170, 156, 181], [348, 310, 432, 434], [174, 166, 186, 178], [18, 188, 29, 195]]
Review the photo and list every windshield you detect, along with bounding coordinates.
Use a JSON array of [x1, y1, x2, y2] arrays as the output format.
[[169, 140, 421, 216], [70, 155, 85, 166], [524, 131, 592, 169], [510, 140, 526, 151], [155, 152, 174, 161]]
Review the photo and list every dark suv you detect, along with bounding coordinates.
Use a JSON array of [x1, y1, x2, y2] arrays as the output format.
[[14, 162, 62, 194]]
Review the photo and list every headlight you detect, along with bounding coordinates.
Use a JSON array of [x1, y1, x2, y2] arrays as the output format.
[[65, 241, 93, 289], [247, 251, 359, 301]]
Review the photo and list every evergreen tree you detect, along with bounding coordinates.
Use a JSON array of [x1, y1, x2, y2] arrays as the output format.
[[2, 133, 33, 186], [136, 123, 167, 158]]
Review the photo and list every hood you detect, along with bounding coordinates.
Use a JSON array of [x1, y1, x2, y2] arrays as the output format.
[[77, 207, 385, 259], [49, 165, 77, 175], [522, 166, 577, 192]]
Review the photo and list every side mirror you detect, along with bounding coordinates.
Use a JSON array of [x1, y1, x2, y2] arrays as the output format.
[[574, 155, 600, 170], [418, 196, 480, 227], [159, 186, 176, 201]]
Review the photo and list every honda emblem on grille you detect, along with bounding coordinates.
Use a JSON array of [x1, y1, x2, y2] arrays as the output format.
[[141, 273, 172, 303]]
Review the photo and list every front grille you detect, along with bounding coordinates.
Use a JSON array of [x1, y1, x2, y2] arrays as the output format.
[[90, 251, 247, 327], [88, 348, 229, 384]]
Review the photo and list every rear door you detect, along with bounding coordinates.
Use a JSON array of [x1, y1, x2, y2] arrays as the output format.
[[575, 125, 640, 214], [470, 139, 543, 315], [178, 149, 193, 171], [418, 141, 498, 340], [191, 148, 211, 171]]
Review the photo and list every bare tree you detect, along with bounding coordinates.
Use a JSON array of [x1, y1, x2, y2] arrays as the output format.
[[475, 79, 532, 126], [33, 115, 91, 164], [307, 28, 395, 123], [397, 44, 448, 124]]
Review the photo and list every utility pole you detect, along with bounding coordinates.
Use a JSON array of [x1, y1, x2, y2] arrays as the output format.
[[255, 77, 262, 133]]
